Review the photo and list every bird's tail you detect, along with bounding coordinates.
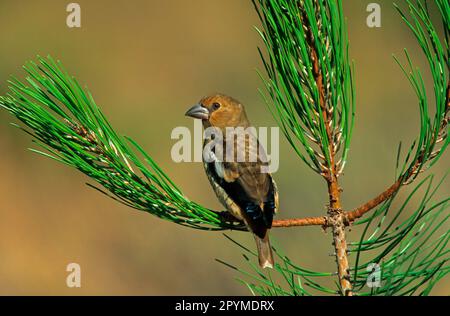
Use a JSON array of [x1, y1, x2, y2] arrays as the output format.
[[254, 232, 274, 269]]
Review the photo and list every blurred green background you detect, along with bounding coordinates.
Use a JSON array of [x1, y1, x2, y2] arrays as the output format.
[[0, 0, 448, 295]]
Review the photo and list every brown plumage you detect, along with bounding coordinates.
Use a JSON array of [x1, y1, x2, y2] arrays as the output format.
[[186, 94, 279, 269]]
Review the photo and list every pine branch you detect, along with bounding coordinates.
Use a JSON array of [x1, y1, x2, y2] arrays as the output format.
[[273, 216, 327, 228], [350, 174, 449, 296], [347, 0, 450, 223], [0, 57, 246, 232], [254, 0, 355, 295], [252, 0, 448, 296], [226, 174, 449, 296], [253, 0, 355, 176], [301, 1, 352, 295]]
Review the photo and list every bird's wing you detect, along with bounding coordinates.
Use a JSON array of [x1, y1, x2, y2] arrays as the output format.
[[205, 135, 277, 237]]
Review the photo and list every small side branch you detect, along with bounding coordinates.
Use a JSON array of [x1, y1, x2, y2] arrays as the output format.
[[273, 216, 327, 228], [346, 81, 449, 223], [346, 180, 402, 223]]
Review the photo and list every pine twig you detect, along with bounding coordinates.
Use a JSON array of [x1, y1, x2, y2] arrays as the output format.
[[273, 216, 327, 228], [348, 77, 450, 223], [299, 1, 352, 295]]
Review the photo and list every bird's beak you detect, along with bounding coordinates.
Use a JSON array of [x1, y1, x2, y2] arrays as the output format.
[[185, 104, 209, 120]]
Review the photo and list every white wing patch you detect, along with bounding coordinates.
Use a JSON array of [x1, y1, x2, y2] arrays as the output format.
[[214, 161, 225, 179]]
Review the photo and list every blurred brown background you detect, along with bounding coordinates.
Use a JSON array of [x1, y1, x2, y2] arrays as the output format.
[[0, 0, 448, 295]]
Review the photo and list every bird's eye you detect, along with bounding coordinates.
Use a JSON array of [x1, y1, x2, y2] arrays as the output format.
[[212, 102, 221, 110]]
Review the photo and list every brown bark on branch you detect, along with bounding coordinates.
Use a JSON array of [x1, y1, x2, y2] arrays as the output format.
[[273, 216, 327, 228], [346, 180, 402, 223], [347, 80, 449, 223], [302, 7, 353, 295]]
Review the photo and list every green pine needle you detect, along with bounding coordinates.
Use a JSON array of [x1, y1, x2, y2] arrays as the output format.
[[0, 56, 244, 232], [253, 0, 355, 176]]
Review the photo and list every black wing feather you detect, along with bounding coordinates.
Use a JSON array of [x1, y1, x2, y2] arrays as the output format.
[[206, 161, 276, 238]]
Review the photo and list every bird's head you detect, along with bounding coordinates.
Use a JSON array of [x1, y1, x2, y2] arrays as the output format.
[[185, 94, 249, 130]]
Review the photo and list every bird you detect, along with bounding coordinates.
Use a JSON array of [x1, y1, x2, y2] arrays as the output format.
[[185, 94, 278, 269]]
